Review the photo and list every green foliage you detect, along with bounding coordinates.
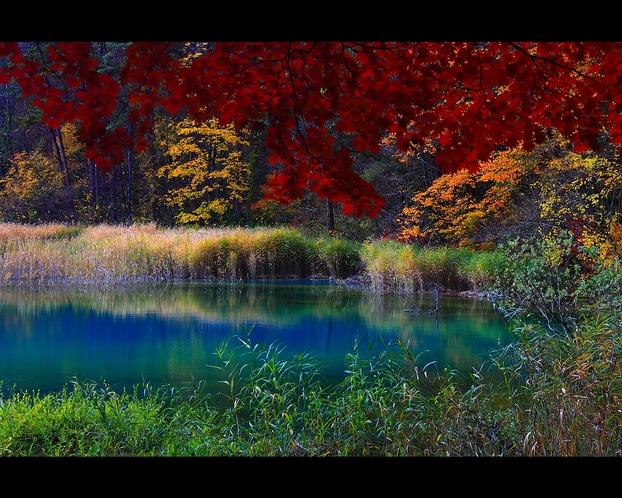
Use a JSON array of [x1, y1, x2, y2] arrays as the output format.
[[490, 314, 622, 456], [489, 231, 622, 336], [312, 237, 361, 278], [490, 232, 583, 335], [215, 328, 330, 455], [576, 249, 622, 314], [458, 249, 505, 292], [0, 381, 174, 456], [410, 245, 473, 291]]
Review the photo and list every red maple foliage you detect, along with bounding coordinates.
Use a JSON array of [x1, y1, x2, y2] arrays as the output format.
[[2, 41, 622, 218]]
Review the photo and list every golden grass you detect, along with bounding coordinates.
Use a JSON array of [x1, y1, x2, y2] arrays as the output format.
[[360, 240, 500, 294], [0, 223, 500, 290], [0, 223, 356, 284]]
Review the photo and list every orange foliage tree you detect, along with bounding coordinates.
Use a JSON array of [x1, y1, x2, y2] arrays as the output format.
[[399, 134, 622, 253], [398, 148, 528, 247]]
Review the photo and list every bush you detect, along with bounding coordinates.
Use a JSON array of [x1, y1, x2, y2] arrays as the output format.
[[489, 232, 622, 336]]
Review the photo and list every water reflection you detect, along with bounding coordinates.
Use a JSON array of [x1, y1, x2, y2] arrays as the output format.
[[0, 281, 513, 396]]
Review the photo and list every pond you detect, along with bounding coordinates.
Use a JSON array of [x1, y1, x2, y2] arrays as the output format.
[[0, 280, 514, 398]]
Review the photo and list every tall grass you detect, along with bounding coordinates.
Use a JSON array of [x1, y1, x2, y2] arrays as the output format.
[[487, 313, 622, 456], [359, 240, 501, 294], [0, 223, 361, 284], [312, 237, 361, 279], [0, 223, 503, 292], [188, 227, 314, 279]]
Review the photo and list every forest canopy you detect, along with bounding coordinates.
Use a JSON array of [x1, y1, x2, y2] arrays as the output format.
[[2, 42, 622, 219], [2, 41, 622, 248]]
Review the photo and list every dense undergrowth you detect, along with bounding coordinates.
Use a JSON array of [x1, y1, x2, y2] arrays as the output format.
[[1, 223, 621, 456]]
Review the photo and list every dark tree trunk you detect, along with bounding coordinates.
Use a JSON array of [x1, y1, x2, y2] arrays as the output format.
[[88, 159, 98, 210], [109, 166, 117, 222], [326, 199, 335, 232], [0, 90, 15, 179], [125, 149, 133, 223], [50, 127, 71, 188]]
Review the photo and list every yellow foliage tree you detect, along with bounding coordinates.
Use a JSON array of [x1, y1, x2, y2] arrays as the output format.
[[157, 117, 251, 225], [535, 147, 622, 262], [0, 150, 67, 222], [398, 133, 622, 257]]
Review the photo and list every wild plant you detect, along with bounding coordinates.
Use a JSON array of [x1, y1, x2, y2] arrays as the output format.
[[313, 237, 361, 278], [489, 232, 622, 336], [359, 241, 496, 294], [360, 240, 419, 293], [207, 325, 329, 455], [458, 249, 505, 293], [489, 313, 622, 456]]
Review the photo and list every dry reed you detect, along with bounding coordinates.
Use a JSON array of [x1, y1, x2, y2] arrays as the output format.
[[0, 223, 358, 284]]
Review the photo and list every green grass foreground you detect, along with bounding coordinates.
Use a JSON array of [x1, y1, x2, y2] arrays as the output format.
[[2, 316, 621, 457]]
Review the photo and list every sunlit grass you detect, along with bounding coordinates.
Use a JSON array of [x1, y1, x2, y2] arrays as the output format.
[[0, 223, 502, 292], [360, 240, 500, 294], [0, 223, 362, 284]]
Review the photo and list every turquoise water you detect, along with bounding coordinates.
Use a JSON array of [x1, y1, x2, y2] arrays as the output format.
[[0, 281, 513, 397]]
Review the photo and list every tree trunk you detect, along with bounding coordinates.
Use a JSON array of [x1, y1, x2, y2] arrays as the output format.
[[207, 143, 216, 200], [125, 148, 133, 223], [0, 90, 14, 179], [109, 167, 117, 222], [326, 199, 335, 233], [88, 159, 98, 211], [50, 127, 71, 188]]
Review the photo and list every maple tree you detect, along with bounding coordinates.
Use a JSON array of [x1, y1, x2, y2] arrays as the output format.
[[2, 41, 622, 218]]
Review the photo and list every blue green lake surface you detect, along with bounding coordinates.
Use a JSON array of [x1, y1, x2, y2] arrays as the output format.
[[0, 281, 513, 397]]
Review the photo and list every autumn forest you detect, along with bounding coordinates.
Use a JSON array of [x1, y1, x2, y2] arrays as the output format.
[[3, 42, 622, 456], [1, 41, 622, 253]]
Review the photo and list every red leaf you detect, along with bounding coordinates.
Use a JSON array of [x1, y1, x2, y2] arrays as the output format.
[[352, 135, 367, 152], [5, 41, 622, 218]]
